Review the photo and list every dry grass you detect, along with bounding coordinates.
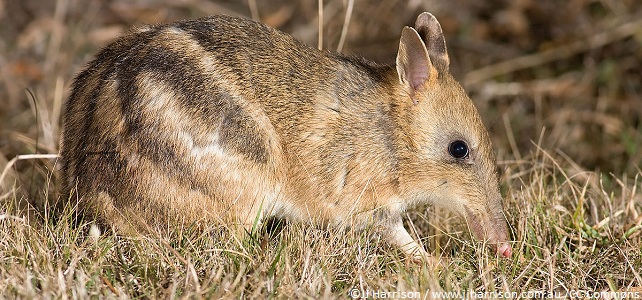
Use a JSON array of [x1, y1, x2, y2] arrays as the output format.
[[1, 0, 641, 298]]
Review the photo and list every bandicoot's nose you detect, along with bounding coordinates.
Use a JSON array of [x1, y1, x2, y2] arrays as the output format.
[[496, 242, 512, 258]]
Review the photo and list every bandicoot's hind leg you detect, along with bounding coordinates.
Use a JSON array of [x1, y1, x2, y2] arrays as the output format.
[[237, 198, 267, 236], [224, 186, 280, 238]]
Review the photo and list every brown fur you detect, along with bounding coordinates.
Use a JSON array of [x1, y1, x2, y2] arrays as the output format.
[[60, 13, 512, 260]]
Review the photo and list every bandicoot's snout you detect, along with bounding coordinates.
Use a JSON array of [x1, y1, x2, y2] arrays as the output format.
[[464, 202, 512, 258], [485, 222, 512, 258]]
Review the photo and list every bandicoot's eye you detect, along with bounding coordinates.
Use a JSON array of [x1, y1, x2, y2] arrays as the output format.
[[448, 140, 469, 159]]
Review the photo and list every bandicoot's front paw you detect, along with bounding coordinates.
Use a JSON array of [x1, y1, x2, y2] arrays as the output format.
[[405, 248, 445, 268], [408, 254, 446, 269]]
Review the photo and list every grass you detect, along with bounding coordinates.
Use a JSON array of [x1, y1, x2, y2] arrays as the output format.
[[1, 141, 640, 298], [0, 149, 642, 298], [1, 0, 641, 298]]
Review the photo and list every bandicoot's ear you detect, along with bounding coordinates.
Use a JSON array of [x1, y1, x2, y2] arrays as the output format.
[[396, 26, 434, 95], [414, 12, 449, 73]]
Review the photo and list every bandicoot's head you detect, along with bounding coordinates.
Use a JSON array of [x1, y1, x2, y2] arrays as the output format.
[[395, 12, 511, 258]]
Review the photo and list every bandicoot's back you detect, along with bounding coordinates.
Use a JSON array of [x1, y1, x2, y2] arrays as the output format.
[[61, 13, 512, 260]]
